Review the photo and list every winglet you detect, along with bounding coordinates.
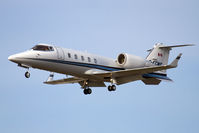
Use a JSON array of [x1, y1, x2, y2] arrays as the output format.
[[170, 53, 182, 67]]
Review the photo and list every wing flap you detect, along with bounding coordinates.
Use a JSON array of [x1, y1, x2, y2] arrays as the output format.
[[44, 77, 84, 85]]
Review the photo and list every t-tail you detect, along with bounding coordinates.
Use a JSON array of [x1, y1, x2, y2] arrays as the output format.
[[142, 43, 194, 85]]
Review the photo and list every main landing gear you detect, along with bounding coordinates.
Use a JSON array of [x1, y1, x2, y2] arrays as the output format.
[[108, 85, 116, 91], [82, 80, 117, 95], [83, 85, 116, 95], [108, 78, 117, 92], [82, 80, 92, 95], [83, 88, 92, 95]]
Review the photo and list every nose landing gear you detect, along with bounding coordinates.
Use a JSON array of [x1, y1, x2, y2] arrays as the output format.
[[25, 71, 30, 78]]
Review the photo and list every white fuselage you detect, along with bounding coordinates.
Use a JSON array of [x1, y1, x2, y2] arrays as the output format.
[[9, 43, 186, 92], [8, 44, 129, 78]]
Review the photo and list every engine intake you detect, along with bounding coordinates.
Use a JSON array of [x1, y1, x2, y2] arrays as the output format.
[[117, 53, 146, 69], [118, 54, 126, 65]]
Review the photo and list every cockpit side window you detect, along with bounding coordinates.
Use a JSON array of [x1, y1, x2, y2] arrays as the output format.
[[32, 45, 54, 51]]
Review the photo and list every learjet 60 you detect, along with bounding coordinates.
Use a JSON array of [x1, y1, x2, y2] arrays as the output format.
[[8, 43, 193, 95]]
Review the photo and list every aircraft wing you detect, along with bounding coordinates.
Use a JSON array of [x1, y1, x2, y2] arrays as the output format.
[[92, 53, 182, 80], [44, 53, 182, 86], [44, 77, 85, 85], [44, 76, 106, 87]]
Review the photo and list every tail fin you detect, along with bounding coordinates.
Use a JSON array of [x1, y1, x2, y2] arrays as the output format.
[[146, 43, 194, 74]]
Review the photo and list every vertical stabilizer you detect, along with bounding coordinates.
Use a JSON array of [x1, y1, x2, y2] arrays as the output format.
[[146, 43, 170, 66], [146, 43, 194, 74]]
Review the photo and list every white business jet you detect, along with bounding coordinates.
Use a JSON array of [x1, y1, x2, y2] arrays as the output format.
[[8, 43, 193, 95]]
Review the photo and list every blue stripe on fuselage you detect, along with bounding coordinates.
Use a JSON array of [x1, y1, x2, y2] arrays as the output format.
[[24, 58, 171, 79], [27, 58, 124, 71]]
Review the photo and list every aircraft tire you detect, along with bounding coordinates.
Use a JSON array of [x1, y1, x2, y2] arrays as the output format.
[[108, 85, 116, 91], [25, 72, 30, 78], [83, 88, 92, 95], [83, 89, 88, 95], [108, 86, 112, 91], [112, 85, 116, 91], [87, 88, 92, 94]]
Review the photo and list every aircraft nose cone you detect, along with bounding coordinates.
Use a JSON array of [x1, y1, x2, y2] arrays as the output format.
[[8, 55, 16, 62], [8, 54, 21, 63]]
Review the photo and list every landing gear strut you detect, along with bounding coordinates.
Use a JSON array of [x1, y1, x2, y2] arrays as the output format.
[[108, 85, 116, 91], [82, 80, 92, 95], [83, 88, 92, 95], [25, 71, 30, 78]]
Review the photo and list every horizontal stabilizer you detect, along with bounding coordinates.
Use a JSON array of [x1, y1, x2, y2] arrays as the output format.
[[147, 44, 194, 52], [159, 44, 195, 49]]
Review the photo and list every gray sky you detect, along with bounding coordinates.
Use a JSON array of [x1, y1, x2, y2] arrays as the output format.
[[0, 0, 199, 133]]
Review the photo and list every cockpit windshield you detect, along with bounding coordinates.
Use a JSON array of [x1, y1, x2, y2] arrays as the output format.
[[32, 45, 54, 51]]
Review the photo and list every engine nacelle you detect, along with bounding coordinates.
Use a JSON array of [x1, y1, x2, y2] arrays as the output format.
[[117, 53, 146, 69]]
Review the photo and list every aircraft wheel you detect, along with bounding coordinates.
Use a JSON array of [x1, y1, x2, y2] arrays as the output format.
[[83, 88, 92, 95], [25, 71, 30, 78], [108, 85, 116, 91], [108, 85, 112, 91], [83, 89, 87, 95], [111, 85, 116, 91], [87, 88, 92, 94]]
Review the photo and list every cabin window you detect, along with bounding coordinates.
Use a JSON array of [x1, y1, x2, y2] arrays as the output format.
[[74, 54, 78, 59], [32, 45, 54, 51], [94, 58, 97, 64], [81, 56, 84, 61], [88, 57, 91, 62], [68, 53, 71, 58], [48, 47, 54, 51]]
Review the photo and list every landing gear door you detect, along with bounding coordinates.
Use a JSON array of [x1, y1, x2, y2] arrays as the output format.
[[56, 47, 65, 60]]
